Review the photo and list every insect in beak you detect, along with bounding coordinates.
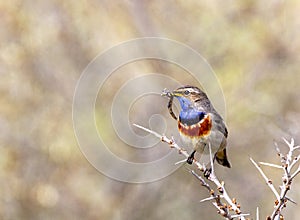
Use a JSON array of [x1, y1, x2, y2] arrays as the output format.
[[161, 88, 178, 120]]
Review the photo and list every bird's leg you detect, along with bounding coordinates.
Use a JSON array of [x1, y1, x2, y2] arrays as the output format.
[[204, 153, 217, 178], [187, 150, 196, 164]]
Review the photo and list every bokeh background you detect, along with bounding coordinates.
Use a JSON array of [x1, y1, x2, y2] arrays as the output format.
[[1, 0, 300, 219]]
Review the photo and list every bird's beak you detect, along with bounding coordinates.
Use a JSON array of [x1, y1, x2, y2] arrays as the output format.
[[172, 90, 183, 97], [161, 88, 183, 98]]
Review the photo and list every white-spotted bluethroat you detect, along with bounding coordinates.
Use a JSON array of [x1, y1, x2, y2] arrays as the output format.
[[164, 85, 231, 172]]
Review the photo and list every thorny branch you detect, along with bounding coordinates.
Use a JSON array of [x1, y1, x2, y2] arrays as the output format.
[[133, 124, 300, 220], [251, 138, 300, 220], [133, 124, 247, 220]]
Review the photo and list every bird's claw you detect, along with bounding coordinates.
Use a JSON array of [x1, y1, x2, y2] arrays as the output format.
[[204, 168, 212, 179], [186, 150, 196, 165], [186, 156, 194, 164]]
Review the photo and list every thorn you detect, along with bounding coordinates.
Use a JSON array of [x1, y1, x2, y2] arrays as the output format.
[[199, 196, 216, 203], [231, 213, 250, 218], [259, 162, 282, 169], [175, 159, 187, 165], [286, 196, 297, 205], [294, 146, 300, 150]]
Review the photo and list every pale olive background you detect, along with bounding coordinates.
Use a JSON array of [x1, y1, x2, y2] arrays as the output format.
[[1, 1, 300, 219]]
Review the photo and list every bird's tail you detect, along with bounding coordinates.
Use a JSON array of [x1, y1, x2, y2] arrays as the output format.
[[215, 148, 231, 168]]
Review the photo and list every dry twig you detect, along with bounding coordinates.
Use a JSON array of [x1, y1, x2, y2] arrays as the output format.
[[133, 124, 300, 220], [133, 123, 247, 220], [252, 138, 300, 220]]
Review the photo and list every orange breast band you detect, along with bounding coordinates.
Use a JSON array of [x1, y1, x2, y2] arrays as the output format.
[[178, 114, 212, 137]]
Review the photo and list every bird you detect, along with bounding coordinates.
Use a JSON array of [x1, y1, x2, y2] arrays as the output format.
[[166, 85, 231, 173]]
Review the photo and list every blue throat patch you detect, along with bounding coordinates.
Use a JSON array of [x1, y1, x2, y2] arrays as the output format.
[[176, 96, 206, 126]]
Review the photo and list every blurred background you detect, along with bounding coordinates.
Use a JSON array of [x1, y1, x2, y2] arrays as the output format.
[[1, 0, 300, 219]]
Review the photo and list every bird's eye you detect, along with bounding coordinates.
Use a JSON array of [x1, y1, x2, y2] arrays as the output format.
[[184, 90, 190, 95]]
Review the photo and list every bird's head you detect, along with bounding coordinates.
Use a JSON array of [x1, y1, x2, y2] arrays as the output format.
[[172, 85, 207, 111]]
